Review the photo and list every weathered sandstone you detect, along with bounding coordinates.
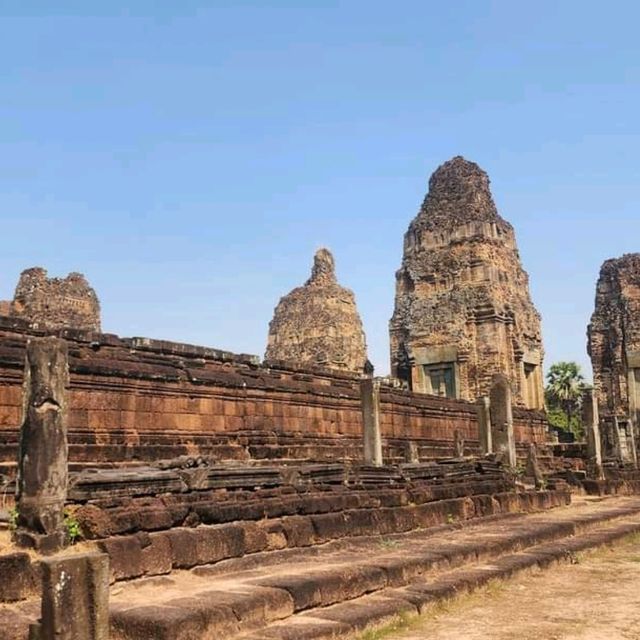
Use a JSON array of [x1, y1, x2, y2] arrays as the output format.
[[390, 156, 544, 408], [0, 319, 547, 476], [0, 267, 101, 332], [266, 248, 367, 372], [588, 254, 640, 459], [15, 337, 69, 553]]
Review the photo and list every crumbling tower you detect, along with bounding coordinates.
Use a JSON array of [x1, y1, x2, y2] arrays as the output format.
[[266, 248, 368, 372], [0, 267, 101, 332], [588, 254, 640, 458], [389, 156, 544, 407]]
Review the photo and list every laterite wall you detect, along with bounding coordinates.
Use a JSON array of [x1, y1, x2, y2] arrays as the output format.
[[0, 316, 547, 471]]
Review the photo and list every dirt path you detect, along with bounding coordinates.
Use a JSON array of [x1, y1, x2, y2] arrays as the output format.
[[377, 535, 640, 640]]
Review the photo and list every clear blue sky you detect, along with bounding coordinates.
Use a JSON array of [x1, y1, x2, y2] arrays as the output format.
[[2, 1, 640, 379]]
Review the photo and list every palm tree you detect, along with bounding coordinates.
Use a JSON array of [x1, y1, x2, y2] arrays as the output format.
[[545, 362, 587, 437]]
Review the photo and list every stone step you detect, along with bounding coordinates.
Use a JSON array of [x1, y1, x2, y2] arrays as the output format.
[[243, 516, 640, 640], [107, 496, 640, 640]]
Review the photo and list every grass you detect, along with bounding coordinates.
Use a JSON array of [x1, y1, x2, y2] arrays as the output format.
[[572, 530, 640, 565], [353, 611, 418, 640], [351, 581, 510, 640], [352, 531, 640, 640], [378, 538, 402, 550], [6, 506, 83, 544]]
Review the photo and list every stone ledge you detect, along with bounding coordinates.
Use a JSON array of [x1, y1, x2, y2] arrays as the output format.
[[105, 498, 640, 640], [94, 489, 570, 582]]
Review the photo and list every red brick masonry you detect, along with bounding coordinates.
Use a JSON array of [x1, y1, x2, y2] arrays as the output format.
[[0, 316, 547, 470]]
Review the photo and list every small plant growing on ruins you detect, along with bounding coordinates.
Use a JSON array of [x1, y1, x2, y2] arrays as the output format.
[[356, 610, 416, 639], [564, 549, 579, 564], [446, 513, 456, 524], [8, 506, 18, 531], [64, 509, 82, 544], [379, 537, 401, 549], [514, 464, 526, 478]]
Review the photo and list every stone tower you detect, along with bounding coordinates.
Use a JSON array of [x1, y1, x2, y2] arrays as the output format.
[[266, 248, 368, 372], [0, 267, 101, 332], [389, 156, 544, 408], [588, 254, 640, 433]]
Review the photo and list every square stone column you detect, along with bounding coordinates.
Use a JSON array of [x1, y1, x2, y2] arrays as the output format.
[[489, 374, 516, 467], [476, 396, 492, 455], [360, 377, 383, 466], [453, 429, 465, 457], [15, 337, 69, 554], [30, 552, 109, 640], [628, 417, 639, 468], [403, 440, 419, 463], [610, 416, 626, 461], [525, 443, 544, 489], [581, 388, 603, 477]]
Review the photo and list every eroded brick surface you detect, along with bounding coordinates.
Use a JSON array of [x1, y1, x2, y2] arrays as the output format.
[[589, 254, 640, 422], [0, 321, 547, 473], [0, 267, 100, 332], [266, 248, 367, 373], [390, 157, 544, 408]]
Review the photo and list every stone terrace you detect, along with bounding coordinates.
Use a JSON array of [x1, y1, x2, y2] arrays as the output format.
[[0, 316, 547, 480], [5, 493, 640, 639]]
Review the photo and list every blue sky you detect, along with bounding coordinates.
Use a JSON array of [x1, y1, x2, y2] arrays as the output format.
[[2, 1, 640, 378]]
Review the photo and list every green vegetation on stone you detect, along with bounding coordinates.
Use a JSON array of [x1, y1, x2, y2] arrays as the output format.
[[64, 509, 82, 544], [8, 506, 18, 531]]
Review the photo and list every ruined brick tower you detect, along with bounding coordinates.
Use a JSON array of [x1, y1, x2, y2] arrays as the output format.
[[266, 248, 368, 372], [0, 267, 101, 332], [588, 254, 640, 430], [389, 156, 544, 407]]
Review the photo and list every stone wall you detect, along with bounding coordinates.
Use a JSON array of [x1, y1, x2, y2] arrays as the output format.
[[1, 267, 101, 332], [0, 317, 547, 473], [266, 248, 367, 373], [588, 254, 640, 453], [389, 157, 544, 408]]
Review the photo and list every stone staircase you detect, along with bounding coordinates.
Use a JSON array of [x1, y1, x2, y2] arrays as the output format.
[[99, 496, 640, 640]]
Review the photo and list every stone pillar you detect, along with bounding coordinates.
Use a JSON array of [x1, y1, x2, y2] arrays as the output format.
[[607, 416, 625, 461], [628, 417, 639, 468], [453, 429, 465, 458], [29, 552, 109, 640], [627, 365, 640, 467], [476, 396, 492, 455], [15, 337, 69, 554], [525, 443, 544, 490], [581, 388, 603, 477], [489, 374, 516, 467], [403, 440, 419, 464], [360, 377, 382, 466]]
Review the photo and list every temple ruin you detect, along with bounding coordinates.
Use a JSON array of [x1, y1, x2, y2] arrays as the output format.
[[0, 267, 101, 333], [0, 315, 636, 640], [265, 248, 368, 372], [2, 160, 640, 640], [389, 156, 544, 408], [588, 253, 640, 460]]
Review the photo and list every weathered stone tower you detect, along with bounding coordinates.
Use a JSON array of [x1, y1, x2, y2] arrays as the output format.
[[0, 267, 101, 332], [389, 156, 544, 408], [588, 254, 640, 457], [266, 248, 368, 372]]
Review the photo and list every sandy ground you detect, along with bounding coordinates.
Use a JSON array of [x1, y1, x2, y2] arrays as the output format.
[[379, 537, 640, 640]]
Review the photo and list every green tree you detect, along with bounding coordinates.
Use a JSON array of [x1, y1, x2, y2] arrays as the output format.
[[545, 361, 587, 438]]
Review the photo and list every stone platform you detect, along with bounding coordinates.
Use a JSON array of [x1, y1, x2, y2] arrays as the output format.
[[2, 496, 640, 640], [0, 318, 547, 477]]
